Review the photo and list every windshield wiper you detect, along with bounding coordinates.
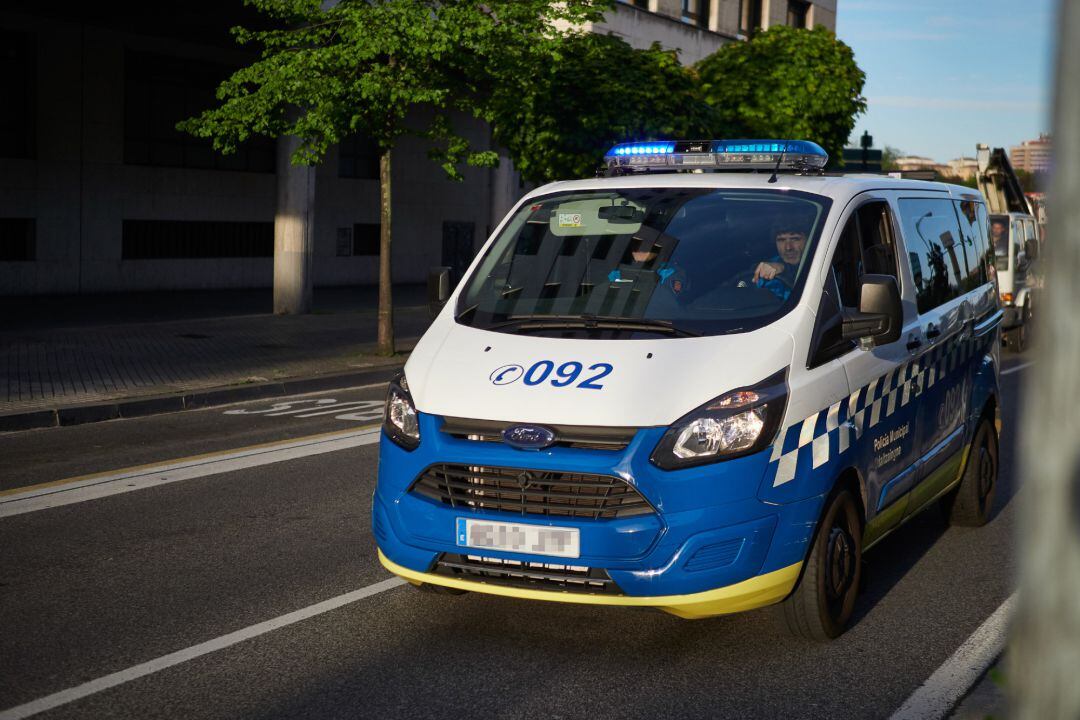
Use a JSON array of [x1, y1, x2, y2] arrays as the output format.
[[485, 313, 701, 337]]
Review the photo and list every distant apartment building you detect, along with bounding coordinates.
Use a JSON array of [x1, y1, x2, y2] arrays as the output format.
[[1010, 134, 1052, 173], [893, 156, 947, 175], [944, 157, 978, 180], [1, 1, 837, 296]]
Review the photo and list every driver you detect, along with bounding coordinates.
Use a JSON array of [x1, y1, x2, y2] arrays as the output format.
[[752, 226, 808, 301]]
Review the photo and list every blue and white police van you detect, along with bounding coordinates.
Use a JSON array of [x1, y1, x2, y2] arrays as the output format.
[[374, 140, 1002, 639]]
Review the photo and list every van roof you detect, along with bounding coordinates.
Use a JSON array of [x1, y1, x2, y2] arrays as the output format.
[[529, 173, 983, 208]]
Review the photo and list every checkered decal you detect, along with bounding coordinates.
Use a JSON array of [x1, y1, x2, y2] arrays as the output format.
[[768, 329, 986, 487]]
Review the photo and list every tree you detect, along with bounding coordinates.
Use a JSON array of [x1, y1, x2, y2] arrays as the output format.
[[1011, 2, 1080, 717], [695, 25, 866, 165], [882, 145, 904, 171], [490, 33, 721, 184], [179, 0, 610, 355]]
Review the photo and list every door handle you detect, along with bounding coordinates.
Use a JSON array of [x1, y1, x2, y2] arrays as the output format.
[[906, 338, 923, 352]]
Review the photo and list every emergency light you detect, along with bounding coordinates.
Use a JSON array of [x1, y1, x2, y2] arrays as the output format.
[[604, 139, 828, 175]]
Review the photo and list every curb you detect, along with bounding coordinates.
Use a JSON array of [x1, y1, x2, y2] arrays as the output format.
[[0, 365, 403, 433]]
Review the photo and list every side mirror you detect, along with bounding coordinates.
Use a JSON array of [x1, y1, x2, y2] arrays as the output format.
[[1025, 239, 1038, 261], [427, 266, 451, 318], [842, 274, 903, 345]]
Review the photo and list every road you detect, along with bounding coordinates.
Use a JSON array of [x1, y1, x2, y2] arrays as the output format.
[[0, 355, 1031, 719]]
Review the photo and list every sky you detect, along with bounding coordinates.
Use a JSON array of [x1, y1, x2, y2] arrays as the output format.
[[835, 0, 1057, 163]]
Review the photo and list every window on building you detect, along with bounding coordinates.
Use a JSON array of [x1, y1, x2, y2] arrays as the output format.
[[338, 134, 380, 180], [740, 0, 764, 35], [0, 218, 35, 261], [0, 30, 34, 159], [787, 0, 811, 28], [124, 50, 275, 173], [353, 223, 381, 255], [122, 220, 273, 259], [899, 198, 968, 313], [681, 0, 711, 29]]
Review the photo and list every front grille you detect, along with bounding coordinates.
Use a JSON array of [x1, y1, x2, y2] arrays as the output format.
[[410, 463, 654, 519], [440, 417, 637, 451], [434, 553, 622, 595]]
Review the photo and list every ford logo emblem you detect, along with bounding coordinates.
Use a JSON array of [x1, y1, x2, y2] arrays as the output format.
[[502, 424, 556, 451]]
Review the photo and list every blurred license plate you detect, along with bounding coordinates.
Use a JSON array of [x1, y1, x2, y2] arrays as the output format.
[[456, 518, 580, 559]]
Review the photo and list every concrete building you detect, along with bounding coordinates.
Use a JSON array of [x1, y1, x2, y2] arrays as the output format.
[[944, 157, 979, 180], [0, 1, 837, 296], [893, 156, 947, 175], [1010, 133, 1052, 173]]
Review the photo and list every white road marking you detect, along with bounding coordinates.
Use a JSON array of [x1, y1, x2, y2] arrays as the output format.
[[0, 428, 381, 518], [0, 576, 407, 720], [888, 592, 1016, 720], [1001, 361, 1034, 376]]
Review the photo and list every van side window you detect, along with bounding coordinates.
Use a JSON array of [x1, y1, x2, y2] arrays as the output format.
[[953, 200, 988, 288], [809, 200, 900, 367], [898, 198, 967, 313]]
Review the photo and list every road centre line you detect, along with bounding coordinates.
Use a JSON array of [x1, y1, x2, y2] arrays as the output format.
[[1001, 361, 1034, 376], [888, 592, 1016, 720], [0, 426, 381, 518], [0, 576, 407, 720]]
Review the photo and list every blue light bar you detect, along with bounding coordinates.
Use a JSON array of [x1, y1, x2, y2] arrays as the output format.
[[610, 142, 677, 157], [602, 139, 828, 176]]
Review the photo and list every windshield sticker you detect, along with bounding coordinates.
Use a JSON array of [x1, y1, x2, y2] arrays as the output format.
[[558, 212, 583, 228], [490, 361, 613, 390]]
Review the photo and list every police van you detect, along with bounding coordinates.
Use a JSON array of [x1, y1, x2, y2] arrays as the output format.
[[374, 140, 1002, 639]]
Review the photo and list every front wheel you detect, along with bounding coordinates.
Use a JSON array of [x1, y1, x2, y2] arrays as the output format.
[[1006, 304, 1029, 353], [777, 489, 863, 640]]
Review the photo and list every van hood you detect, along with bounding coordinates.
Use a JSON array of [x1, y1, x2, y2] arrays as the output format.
[[405, 322, 794, 428]]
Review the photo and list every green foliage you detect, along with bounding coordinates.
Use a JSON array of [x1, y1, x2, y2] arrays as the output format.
[[882, 145, 904, 171], [489, 33, 722, 183], [695, 25, 866, 164], [178, 0, 612, 176], [940, 174, 978, 189]]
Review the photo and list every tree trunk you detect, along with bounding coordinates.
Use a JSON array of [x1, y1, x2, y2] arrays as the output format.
[[273, 134, 315, 315], [1010, 2, 1080, 717], [377, 147, 395, 356]]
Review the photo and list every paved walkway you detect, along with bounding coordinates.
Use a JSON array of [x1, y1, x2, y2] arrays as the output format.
[[0, 286, 430, 417]]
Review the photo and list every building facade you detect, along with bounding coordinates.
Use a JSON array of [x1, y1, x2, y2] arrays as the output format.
[[0, 1, 837, 296], [1010, 134, 1052, 174]]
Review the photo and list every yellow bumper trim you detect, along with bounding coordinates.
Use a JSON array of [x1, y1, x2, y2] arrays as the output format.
[[378, 550, 802, 619]]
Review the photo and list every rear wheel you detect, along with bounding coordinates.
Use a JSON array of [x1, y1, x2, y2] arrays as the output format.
[[778, 489, 862, 640], [944, 417, 998, 527]]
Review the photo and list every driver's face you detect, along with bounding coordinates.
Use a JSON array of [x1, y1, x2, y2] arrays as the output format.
[[991, 222, 1007, 239], [775, 231, 806, 265]]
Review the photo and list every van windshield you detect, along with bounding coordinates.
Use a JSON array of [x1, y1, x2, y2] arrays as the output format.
[[455, 188, 831, 338], [990, 214, 1011, 271]]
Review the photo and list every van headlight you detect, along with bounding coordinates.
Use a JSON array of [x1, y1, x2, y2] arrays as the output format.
[[651, 369, 787, 470], [383, 373, 420, 450]]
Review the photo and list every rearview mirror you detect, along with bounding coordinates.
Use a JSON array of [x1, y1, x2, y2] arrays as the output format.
[[427, 266, 451, 318], [842, 274, 902, 345]]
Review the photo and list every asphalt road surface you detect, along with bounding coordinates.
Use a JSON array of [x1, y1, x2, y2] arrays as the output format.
[[0, 355, 1033, 719]]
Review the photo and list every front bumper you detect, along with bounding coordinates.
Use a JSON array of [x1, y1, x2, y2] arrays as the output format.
[[374, 412, 823, 617], [379, 550, 802, 619]]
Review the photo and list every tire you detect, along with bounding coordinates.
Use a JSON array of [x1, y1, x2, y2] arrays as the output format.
[[414, 582, 469, 595], [1006, 304, 1028, 353], [944, 417, 999, 527], [778, 489, 863, 640]]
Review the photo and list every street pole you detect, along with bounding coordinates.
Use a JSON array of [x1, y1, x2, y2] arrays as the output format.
[[1011, 1, 1080, 717], [273, 134, 316, 315]]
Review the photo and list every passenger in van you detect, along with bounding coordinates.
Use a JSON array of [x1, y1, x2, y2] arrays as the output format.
[[751, 225, 808, 300]]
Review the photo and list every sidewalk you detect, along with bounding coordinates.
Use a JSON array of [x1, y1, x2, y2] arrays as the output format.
[[0, 285, 431, 430]]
